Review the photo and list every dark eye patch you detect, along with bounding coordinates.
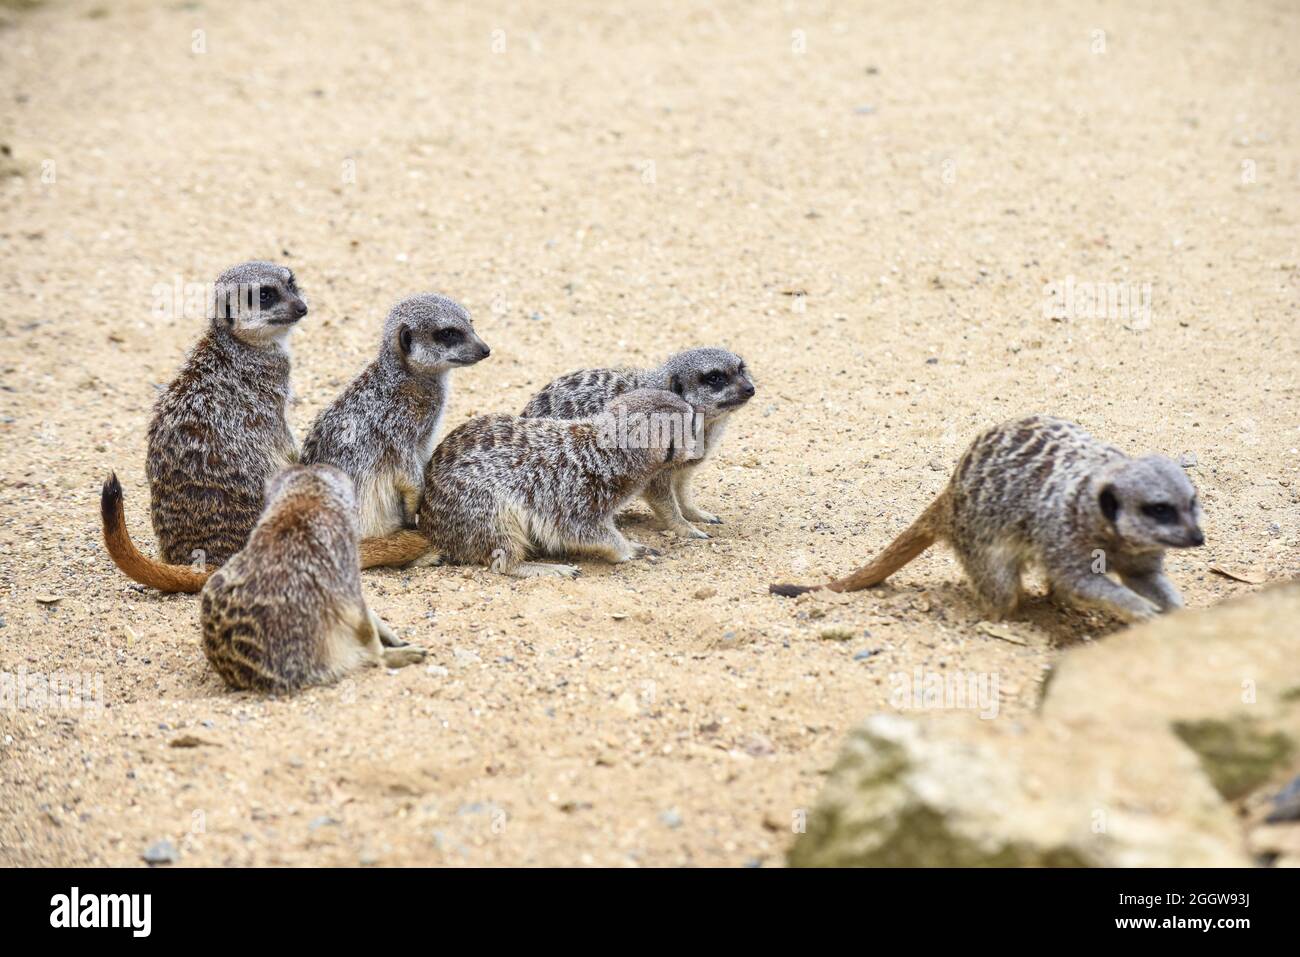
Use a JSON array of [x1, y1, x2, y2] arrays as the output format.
[[703, 370, 727, 388], [259, 287, 280, 307], [1140, 503, 1179, 524], [435, 327, 463, 346]]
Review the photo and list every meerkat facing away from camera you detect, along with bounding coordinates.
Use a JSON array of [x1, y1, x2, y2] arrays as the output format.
[[201, 465, 426, 692], [361, 390, 698, 576], [301, 294, 489, 542], [521, 348, 755, 539], [101, 261, 306, 593], [771, 416, 1204, 623]]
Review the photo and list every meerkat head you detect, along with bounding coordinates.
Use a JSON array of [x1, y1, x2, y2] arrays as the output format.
[[1095, 455, 1204, 551], [382, 294, 490, 380], [211, 261, 308, 347], [599, 389, 700, 464], [265, 463, 356, 511], [661, 348, 755, 419]]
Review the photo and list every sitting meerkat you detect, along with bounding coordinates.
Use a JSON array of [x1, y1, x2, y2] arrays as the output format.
[[301, 293, 489, 539], [771, 415, 1205, 623], [359, 389, 697, 576], [102, 261, 306, 593], [520, 347, 755, 539], [201, 464, 426, 692]]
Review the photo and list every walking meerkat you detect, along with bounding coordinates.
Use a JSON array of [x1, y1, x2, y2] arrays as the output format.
[[101, 261, 306, 593], [360, 389, 698, 576], [520, 347, 755, 539], [771, 415, 1205, 623], [201, 464, 426, 692], [300, 293, 489, 539]]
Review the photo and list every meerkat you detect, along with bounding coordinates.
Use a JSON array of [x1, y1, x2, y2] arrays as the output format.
[[360, 389, 698, 576], [520, 347, 755, 539], [771, 415, 1205, 623], [201, 464, 426, 692], [300, 293, 489, 542], [101, 261, 305, 593]]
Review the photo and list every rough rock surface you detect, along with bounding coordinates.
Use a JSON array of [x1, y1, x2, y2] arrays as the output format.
[[790, 585, 1300, 867]]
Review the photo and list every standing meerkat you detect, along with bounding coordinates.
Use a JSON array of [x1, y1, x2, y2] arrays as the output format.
[[520, 347, 755, 539], [101, 261, 306, 593], [201, 464, 426, 692], [361, 389, 697, 576], [300, 294, 489, 539], [771, 415, 1205, 623]]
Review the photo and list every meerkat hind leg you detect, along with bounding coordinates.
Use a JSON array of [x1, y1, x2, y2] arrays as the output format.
[[371, 610, 408, 648], [958, 543, 1025, 620], [568, 524, 659, 563], [363, 609, 426, 666], [674, 469, 721, 525]]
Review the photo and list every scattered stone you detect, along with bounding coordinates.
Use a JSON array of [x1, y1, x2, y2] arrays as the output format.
[[658, 809, 683, 829], [693, 586, 717, 600], [141, 840, 179, 865], [819, 627, 855, 641], [168, 735, 214, 748], [1265, 775, 1300, 824], [1179, 452, 1199, 467], [308, 816, 340, 832], [791, 584, 1300, 867]]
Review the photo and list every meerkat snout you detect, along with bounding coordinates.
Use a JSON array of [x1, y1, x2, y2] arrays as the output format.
[[211, 261, 308, 346], [666, 347, 755, 416], [388, 293, 489, 376], [1097, 455, 1204, 551]]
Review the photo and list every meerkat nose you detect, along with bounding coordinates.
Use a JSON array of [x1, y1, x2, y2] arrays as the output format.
[[292, 300, 308, 318], [1188, 529, 1205, 546]]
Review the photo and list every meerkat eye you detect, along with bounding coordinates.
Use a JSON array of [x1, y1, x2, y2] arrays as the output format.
[[435, 327, 463, 346], [1140, 503, 1178, 524], [259, 287, 279, 307], [703, 371, 726, 388]]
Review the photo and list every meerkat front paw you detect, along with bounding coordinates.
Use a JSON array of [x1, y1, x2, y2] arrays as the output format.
[[373, 616, 408, 648], [630, 542, 661, 559], [509, 562, 581, 579], [382, 645, 427, 668], [683, 508, 723, 525], [668, 523, 710, 540]]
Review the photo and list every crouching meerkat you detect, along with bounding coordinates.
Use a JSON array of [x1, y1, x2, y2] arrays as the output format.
[[771, 415, 1205, 623], [201, 464, 426, 692], [301, 294, 489, 540], [101, 261, 305, 593], [360, 389, 698, 577], [520, 348, 755, 539]]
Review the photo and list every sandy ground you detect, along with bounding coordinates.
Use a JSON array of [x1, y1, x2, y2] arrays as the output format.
[[0, 0, 1297, 867]]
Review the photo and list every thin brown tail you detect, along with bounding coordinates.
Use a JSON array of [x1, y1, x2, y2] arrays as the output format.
[[359, 529, 431, 569], [101, 472, 211, 593], [770, 492, 947, 597]]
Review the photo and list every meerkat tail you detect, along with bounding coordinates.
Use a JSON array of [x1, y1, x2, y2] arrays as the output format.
[[770, 492, 948, 597], [358, 529, 431, 568], [100, 472, 210, 593]]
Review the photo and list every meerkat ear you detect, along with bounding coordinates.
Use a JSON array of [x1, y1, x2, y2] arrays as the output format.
[[669, 374, 685, 397], [398, 324, 413, 356], [1098, 485, 1120, 522]]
